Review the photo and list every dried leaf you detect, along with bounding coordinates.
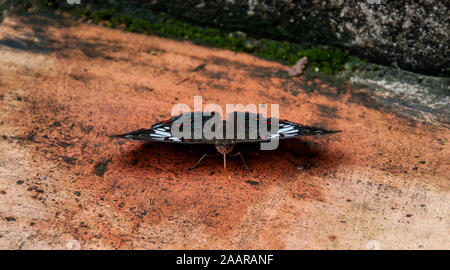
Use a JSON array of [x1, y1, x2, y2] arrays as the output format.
[[288, 56, 308, 77]]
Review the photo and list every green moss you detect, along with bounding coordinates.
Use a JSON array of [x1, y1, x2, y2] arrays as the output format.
[[37, 0, 58, 8], [75, 9, 91, 17], [98, 8, 114, 20]]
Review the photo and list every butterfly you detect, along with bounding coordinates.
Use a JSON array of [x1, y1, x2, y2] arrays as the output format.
[[110, 111, 341, 179]]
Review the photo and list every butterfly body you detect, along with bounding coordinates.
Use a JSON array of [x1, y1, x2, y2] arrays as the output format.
[[214, 143, 235, 155]]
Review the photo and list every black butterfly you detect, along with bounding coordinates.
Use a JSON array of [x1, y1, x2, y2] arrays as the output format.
[[110, 111, 341, 179]]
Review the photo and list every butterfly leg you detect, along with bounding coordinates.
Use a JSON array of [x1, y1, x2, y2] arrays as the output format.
[[229, 152, 251, 172], [223, 153, 231, 181], [188, 153, 210, 170]]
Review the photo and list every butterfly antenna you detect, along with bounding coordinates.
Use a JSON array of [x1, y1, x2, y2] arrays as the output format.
[[223, 153, 231, 181]]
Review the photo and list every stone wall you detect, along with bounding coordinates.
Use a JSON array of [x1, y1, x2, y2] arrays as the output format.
[[143, 0, 448, 77]]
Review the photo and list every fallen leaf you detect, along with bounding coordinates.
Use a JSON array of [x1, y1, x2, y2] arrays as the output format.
[[288, 56, 308, 77]]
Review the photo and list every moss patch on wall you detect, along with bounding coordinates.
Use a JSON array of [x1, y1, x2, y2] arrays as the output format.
[[73, 8, 350, 75]]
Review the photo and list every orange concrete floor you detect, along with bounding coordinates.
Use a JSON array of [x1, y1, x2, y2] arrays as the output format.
[[0, 15, 448, 249]]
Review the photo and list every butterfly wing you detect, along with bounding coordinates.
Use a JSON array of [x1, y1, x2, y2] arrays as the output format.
[[109, 112, 217, 144], [275, 120, 341, 139], [110, 111, 341, 144], [223, 112, 341, 144]]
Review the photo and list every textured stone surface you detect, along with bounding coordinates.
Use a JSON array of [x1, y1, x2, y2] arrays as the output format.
[[143, 0, 449, 76], [0, 15, 449, 250]]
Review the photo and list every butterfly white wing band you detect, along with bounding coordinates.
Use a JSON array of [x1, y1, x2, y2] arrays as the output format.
[[112, 124, 183, 143], [270, 120, 337, 140]]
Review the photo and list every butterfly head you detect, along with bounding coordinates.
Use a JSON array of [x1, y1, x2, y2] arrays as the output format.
[[215, 141, 235, 155]]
